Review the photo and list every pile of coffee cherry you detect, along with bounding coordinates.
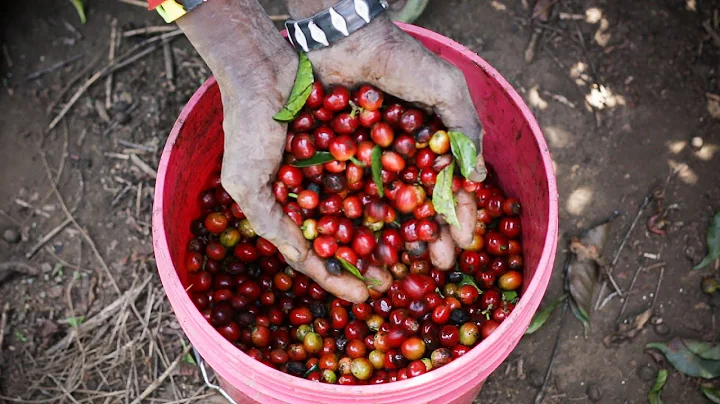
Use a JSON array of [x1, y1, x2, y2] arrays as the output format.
[[185, 82, 524, 384]]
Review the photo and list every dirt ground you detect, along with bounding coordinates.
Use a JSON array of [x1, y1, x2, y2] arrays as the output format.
[[1, 0, 719, 403]]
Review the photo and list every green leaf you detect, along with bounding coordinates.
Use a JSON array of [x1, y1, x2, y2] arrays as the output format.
[[525, 295, 566, 335], [70, 0, 86, 24], [304, 363, 319, 378], [647, 369, 668, 404], [181, 340, 196, 365], [371, 146, 384, 198], [273, 52, 314, 122], [290, 152, 335, 167], [694, 211, 720, 270], [447, 131, 477, 180], [432, 162, 460, 228], [503, 291, 518, 302], [458, 273, 481, 293], [66, 316, 85, 328], [701, 385, 720, 403], [15, 331, 27, 343], [684, 340, 720, 361], [337, 257, 381, 287], [647, 338, 720, 379]]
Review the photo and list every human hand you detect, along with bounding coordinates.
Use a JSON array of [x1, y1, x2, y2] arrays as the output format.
[[178, 0, 391, 303], [285, 6, 486, 268]]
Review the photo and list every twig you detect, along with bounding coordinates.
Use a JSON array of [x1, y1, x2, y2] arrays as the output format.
[[117, 139, 156, 152], [543, 90, 576, 108], [129, 154, 157, 178], [163, 41, 174, 84], [111, 183, 133, 207], [46, 276, 151, 354], [105, 19, 118, 109], [46, 53, 103, 115], [123, 26, 178, 37], [0, 261, 39, 283], [116, 0, 147, 6], [534, 301, 569, 404], [15, 199, 51, 218], [26, 55, 83, 81], [135, 182, 143, 218], [47, 31, 182, 132], [129, 344, 192, 404], [0, 302, 10, 353], [703, 20, 720, 48], [0, 208, 21, 226], [2, 44, 12, 68], [652, 267, 664, 308], [25, 217, 73, 259], [40, 152, 121, 295], [270, 14, 290, 21]]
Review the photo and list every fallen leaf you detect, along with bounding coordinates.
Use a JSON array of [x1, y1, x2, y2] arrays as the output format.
[[647, 369, 668, 404], [701, 385, 720, 403], [371, 145, 384, 198], [525, 294, 566, 335], [694, 211, 720, 270], [683, 340, 720, 361], [647, 338, 720, 379], [432, 162, 460, 228], [605, 308, 652, 345], [447, 131, 477, 180], [565, 219, 612, 329], [531, 0, 555, 21]]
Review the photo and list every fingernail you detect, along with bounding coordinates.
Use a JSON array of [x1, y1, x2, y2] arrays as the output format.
[[469, 155, 487, 182], [278, 244, 302, 262]]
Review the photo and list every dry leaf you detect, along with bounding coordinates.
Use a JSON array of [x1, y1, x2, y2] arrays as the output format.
[[532, 0, 556, 21], [604, 307, 652, 346]]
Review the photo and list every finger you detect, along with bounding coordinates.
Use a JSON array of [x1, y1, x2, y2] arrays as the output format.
[[296, 252, 369, 304], [448, 189, 477, 249], [364, 265, 393, 293], [428, 225, 457, 270]]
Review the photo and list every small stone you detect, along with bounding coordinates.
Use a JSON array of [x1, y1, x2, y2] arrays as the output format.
[[691, 136, 704, 151], [638, 364, 657, 381], [527, 370, 544, 388], [586, 384, 602, 402], [2, 227, 20, 243], [111, 100, 130, 114], [115, 111, 131, 125], [654, 322, 670, 335]]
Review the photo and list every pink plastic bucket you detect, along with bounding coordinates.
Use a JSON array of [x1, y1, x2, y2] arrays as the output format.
[[152, 23, 558, 404]]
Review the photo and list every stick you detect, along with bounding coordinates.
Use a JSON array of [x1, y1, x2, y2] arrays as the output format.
[[0, 207, 21, 227], [26, 55, 83, 81], [129, 344, 192, 404], [25, 217, 73, 259], [2, 44, 12, 68], [652, 267, 664, 308], [117, 139, 156, 152], [270, 14, 290, 21], [534, 301, 569, 404], [123, 26, 178, 37], [46, 276, 151, 354], [129, 154, 157, 178], [116, 0, 147, 6], [135, 182, 143, 218], [46, 53, 104, 115], [105, 19, 118, 110], [40, 153, 121, 295], [46, 30, 182, 132], [703, 20, 720, 48], [0, 261, 39, 283], [0, 302, 9, 353], [163, 41, 174, 83]]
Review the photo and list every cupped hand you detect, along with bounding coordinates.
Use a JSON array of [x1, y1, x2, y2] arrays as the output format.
[[301, 15, 486, 269], [216, 46, 390, 304]]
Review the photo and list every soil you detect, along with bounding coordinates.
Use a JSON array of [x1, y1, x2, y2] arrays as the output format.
[[1, 0, 720, 403]]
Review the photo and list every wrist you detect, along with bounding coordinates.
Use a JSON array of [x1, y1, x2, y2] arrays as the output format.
[[286, 0, 339, 19]]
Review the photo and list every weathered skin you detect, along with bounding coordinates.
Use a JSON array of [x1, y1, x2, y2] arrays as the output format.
[[177, 0, 486, 303]]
